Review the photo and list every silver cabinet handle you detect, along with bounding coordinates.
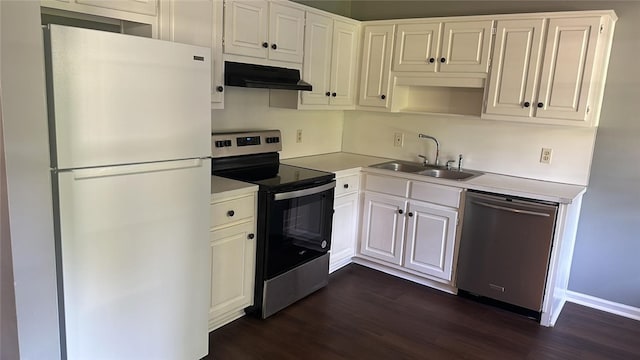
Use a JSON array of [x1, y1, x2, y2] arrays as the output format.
[[472, 201, 550, 217]]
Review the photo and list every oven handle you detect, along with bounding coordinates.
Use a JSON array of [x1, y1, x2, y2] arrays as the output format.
[[274, 181, 336, 201]]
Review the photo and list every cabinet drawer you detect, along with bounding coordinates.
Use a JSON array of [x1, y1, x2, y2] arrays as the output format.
[[364, 174, 409, 197], [211, 195, 254, 228], [410, 181, 461, 208], [335, 174, 360, 196]]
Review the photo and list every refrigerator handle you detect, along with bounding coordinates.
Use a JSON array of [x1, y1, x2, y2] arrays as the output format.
[[71, 158, 206, 180]]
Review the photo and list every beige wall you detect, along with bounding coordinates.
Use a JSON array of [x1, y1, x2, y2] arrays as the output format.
[[1, 1, 61, 357], [1, 62, 21, 360], [212, 87, 344, 159], [343, 112, 597, 185], [291, 0, 351, 17]]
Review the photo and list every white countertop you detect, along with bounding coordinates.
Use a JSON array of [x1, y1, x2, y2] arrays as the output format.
[[211, 176, 258, 201], [283, 152, 586, 204], [282, 152, 392, 173]]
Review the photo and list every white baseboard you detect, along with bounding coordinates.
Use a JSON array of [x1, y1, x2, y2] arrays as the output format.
[[565, 290, 640, 321]]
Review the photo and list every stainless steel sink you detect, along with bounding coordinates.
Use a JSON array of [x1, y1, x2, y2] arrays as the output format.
[[369, 161, 426, 173], [369, 161, 482, 181], [415, 168, 480, 180]]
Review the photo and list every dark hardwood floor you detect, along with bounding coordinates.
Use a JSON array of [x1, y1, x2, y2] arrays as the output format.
[[207, 264, 640, 359]]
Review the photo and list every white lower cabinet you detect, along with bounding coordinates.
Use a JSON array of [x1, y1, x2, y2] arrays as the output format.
[[358, 173, 461, 284], [329, 172, 360, 273], [359, 192, 406, 265], [404, 201, 458, 281], [209, 191, 256, 331]]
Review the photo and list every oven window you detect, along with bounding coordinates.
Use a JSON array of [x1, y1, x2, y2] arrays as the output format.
[[265, 187, 334, 278]]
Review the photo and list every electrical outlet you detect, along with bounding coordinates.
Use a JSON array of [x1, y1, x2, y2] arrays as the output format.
[[540, 148, 552, 164], [296, 129, 302, 143], [394, 132, 404, 147]]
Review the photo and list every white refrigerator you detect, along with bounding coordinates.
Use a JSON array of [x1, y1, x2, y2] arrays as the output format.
[[44, 25, 211, 359]]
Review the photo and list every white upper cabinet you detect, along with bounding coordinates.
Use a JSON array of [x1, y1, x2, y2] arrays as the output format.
[[41, 0, 158, 25], [440, 20, 493, 73], [393, 23, 440, 72], [223, 0, 269, 58], [484, 14, 615, 126], [302, 13, 359, 107], [393, 20, 492, 74], [158, 0, 224, 107], [536, 17, 600, 121], [224, 0, 304, 64], [484, 19, 545, 117], [358, 24, 395, 109], [268, 2, 305, 63], [76, 0, 157, 15]]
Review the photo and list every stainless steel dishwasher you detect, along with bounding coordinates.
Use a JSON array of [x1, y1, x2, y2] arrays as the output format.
[[456, 191, 558, 315]]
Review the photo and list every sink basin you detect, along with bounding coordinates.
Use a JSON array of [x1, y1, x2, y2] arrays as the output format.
[[415, 168, 480, 180], [369, 161, 482, 181], [369, 161, 426, 173]]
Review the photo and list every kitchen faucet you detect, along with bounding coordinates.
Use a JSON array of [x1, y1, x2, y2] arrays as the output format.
[[418, 133, 440, 166]]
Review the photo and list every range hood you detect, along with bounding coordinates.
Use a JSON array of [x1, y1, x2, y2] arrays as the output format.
[[224, 61, 312, 91]]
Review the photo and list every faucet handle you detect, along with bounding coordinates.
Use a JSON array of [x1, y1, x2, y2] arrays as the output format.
[[445, 160, 456, 170], [458, 154, 463, 171], [418, 155, 429, 165]]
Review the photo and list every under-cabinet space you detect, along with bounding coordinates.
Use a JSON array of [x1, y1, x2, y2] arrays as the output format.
[[391, 85, 484, 116]]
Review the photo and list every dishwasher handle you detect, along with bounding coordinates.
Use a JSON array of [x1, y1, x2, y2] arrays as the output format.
[[472, 200, 551, 217]]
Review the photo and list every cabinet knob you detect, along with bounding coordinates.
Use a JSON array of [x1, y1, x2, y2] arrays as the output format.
[[398, 209, 404, 214], [331, 92, 337, 97], [343, 184, 349, 189], [523, 101, 530, 108], [271, 43, 277, 50], [325, 91, 331, 97], [227, 210, 235, 217], [429, 58, 435, 63], [440, 57, 446, 63], [408, 212, 414, 217], [216, 86, 224, 93], [537, 102, 544, 108], [262, 42, 269, 48], [247, 233, 255, 240], [380, 94, 386, 100]]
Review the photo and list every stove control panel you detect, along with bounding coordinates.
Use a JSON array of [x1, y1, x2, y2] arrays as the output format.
[[211, 130, 282, 158]]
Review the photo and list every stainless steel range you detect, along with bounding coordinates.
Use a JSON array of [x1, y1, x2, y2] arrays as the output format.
[[211, 130, 335, 318]]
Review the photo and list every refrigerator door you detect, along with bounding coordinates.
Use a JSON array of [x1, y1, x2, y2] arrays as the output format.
[[44, 25, 211, 170], [55, 159, 210, 360]]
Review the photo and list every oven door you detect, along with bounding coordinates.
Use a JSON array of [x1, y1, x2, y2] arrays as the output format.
[[264, 181, 335, 279]]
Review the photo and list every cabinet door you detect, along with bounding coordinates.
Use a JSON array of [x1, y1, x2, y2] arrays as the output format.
[[330, 20, 359, 106], [211, 0, 224, 104], [439, 20, 493, 73], [76, 0, 157, 16], [484, 19, 545, 117], [404, 202, 457, 281], [301, 12, 333, 106], [268, 2, 305, 63], [159, 0, 224, 106], [209, 221, 255, 323], [358, 25, 394, 108], [223, 0, 268, 59], [393, 23, 440, 72], [536, 17, 601, 122], [330, 193, 358, 273], [359, 192, 405, 265]]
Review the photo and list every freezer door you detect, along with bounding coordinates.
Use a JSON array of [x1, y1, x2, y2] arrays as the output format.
[[55, 159, 210, 360], [44, 25, 211, 170]]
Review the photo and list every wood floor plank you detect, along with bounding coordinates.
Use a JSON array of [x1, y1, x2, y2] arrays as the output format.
[[207, 264, 640, 359]]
